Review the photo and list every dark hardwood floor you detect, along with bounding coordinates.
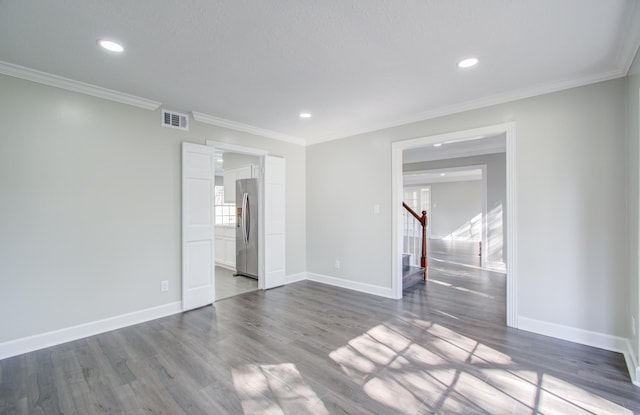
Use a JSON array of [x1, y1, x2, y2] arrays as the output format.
[[2, 259, 639, 414]]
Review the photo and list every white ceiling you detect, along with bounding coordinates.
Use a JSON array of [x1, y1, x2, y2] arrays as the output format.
[[1, 1, 639, 145]]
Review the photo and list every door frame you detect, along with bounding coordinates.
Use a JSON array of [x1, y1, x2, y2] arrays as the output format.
[[391, 122, 518, 328], [206, 140, 269, 289]]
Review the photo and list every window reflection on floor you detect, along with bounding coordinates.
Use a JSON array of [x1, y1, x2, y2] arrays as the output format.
[[329, 321, 631, 414], [232, 363, 329, 414]]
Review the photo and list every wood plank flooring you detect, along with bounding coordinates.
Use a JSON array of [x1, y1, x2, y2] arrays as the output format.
[[2, 260, 639, 414]]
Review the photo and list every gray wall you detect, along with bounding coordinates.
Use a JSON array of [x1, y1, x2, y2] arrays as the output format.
[[427, 181, 482, 240], [405, 153, 507, 265], [0, 74, 306, 342], [626, 48, 640, 374], [307, 78, 627, 338]]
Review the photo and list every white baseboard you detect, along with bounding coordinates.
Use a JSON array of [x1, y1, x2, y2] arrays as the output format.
[[518, 316, 640, 385], [215, 262, 236, 272], [518, 316, 628, 352], [306, 272, 395, 298], [0, 301, 182, 360], [285, 272, 307, 284]]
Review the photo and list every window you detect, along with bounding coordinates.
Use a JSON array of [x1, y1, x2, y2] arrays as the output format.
[[214, 186, 236, 225]]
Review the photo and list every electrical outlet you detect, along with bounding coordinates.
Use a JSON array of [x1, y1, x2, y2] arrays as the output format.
[[633, 316, 637, 336], [373, 204, 380, 214], [334, 260, 341, 269], [161, 280, 169, 292]]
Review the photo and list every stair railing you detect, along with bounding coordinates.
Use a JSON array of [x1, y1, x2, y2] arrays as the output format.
[[402, 202, 428, 280]]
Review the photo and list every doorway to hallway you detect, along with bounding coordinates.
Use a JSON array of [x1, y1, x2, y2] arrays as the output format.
[[391, 122, 517, 327]]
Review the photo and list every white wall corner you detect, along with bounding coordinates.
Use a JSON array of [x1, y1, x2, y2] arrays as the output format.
[[306, 272, 395, 299], [0, 301, 182, 360]]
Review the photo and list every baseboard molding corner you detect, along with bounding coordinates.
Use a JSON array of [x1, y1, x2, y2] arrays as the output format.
[[306, 272, 395, 298], [285, 272, 307, 284], [517, 316, 628, 354], [519, 316, 640, 387], [622, 339, 640, 386], [0, 301, 182, 360]]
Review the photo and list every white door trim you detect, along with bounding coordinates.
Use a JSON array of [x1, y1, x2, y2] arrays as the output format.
[[205, 140, 268, 156], [391, 122, 518, 328]]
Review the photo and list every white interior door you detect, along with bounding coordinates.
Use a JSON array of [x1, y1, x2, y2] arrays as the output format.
[[182, 142, 216, 311], [263, 155, 286, 289]]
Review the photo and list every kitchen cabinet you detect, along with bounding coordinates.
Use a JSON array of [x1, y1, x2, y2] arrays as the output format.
[[215, 226, 236, 270], [223, 164, 258, 203]]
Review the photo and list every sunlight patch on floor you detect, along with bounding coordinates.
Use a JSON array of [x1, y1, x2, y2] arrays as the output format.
[[329, 321, 631, 414], [430, 278, 494, 299], [231, 363, 328, 414]]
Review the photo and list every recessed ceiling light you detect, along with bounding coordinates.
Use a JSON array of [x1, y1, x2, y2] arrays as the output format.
[[433, 143, 442, 147], [299, 113, 312, 119], [98, 39, 124, 53], [440, 173, 446, 176], [458, 58, 478, 68]]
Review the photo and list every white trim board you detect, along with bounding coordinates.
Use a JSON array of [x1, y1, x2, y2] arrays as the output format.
[[305, 273, 395, 299], [0, 60, 161, 111], [205, 140, 268, 156], [0, 302, 182, 360]]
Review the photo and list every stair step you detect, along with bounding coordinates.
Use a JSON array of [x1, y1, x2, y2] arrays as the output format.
[[403, 265, 424, 290], [402, 253, 411, 271]]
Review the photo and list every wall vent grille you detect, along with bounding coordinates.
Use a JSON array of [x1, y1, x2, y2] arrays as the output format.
[[162, 109, 188, 131]]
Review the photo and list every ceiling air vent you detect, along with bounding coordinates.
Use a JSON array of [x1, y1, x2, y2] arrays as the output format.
[[162, 109, 188, 131]]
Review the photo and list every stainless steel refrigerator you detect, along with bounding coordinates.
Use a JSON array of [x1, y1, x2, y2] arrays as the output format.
[[235, 178, 259, 279]]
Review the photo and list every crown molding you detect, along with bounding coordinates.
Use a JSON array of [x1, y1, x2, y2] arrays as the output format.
[[0, 61, 161, 111], [305, 68, 626, 146], [192, 111, 306, 146]]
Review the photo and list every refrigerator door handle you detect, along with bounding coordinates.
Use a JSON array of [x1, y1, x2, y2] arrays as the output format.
[[241, 192, 249, 245], [245, 194, 250, 244]]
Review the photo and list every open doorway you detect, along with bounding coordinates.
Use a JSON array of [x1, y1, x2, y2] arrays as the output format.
[[391, 122, 518, 328], [404, 166, 490, 271], [213, 150, 261, 300]]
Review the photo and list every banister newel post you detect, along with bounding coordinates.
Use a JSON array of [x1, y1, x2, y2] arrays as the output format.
[[421, 210, 428, 281]]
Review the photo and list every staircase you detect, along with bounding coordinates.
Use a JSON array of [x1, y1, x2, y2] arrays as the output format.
[[403, 253, 425, 290]]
